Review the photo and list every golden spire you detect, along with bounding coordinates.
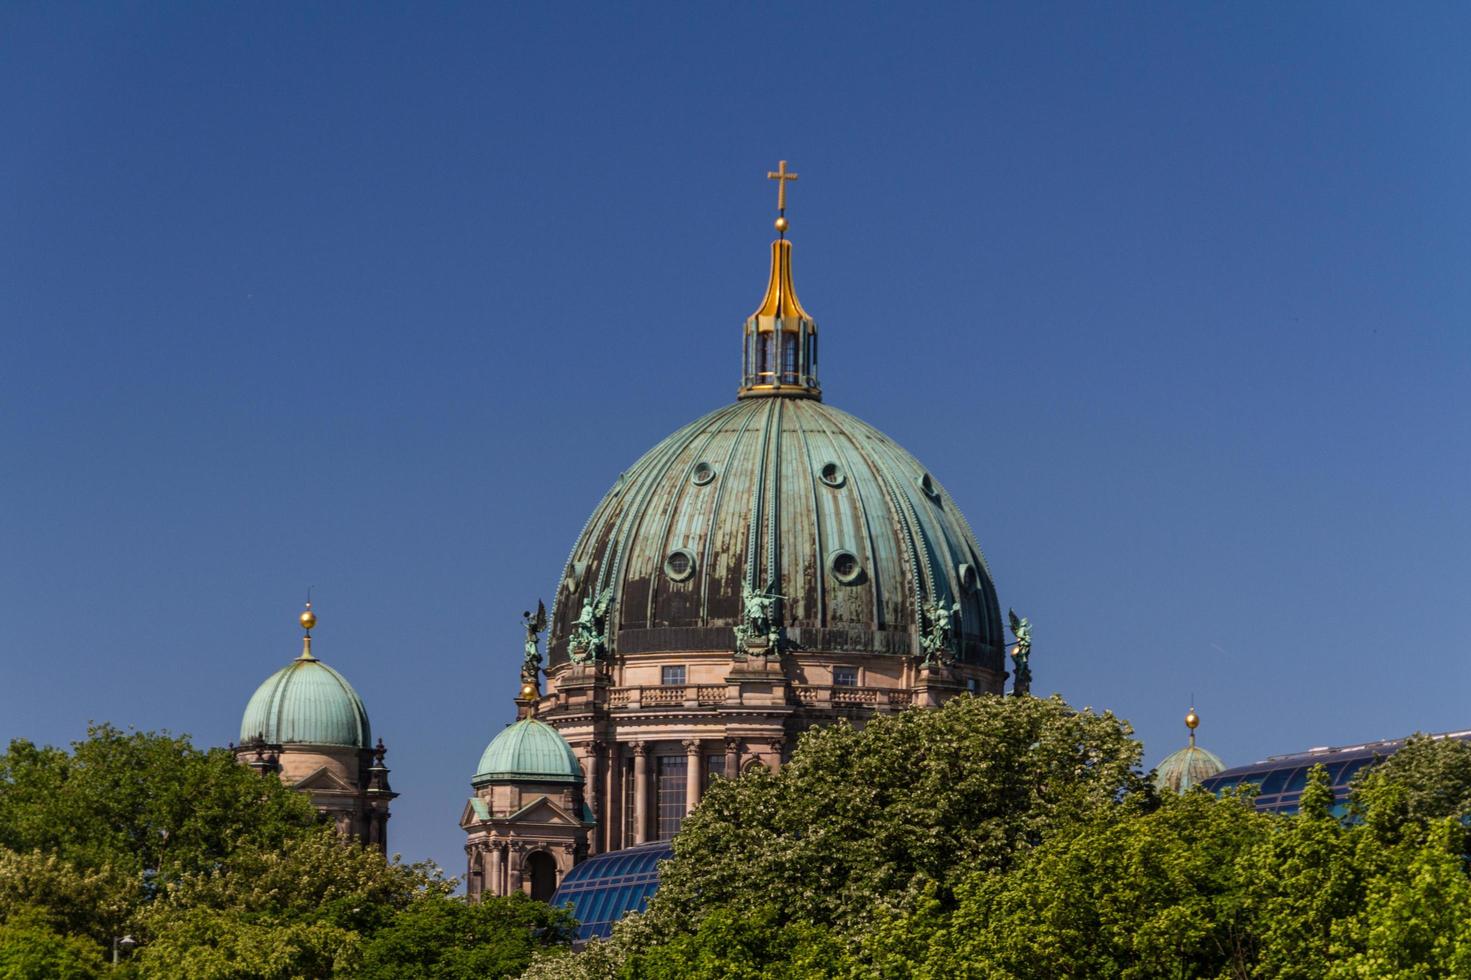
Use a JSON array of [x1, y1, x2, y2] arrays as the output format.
[[741, 160, 819, 398], [298, 601, 317, 661], [1185, 705, 1200, 748]]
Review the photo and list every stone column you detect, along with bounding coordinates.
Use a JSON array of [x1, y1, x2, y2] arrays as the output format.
[[632, 742, 648, 845], [488, 842, 504, 898], [767, 739, 784, 771], [586, 740, 603, 855], [603, 741, 622, 853], [724, 737, 739, 779], [507, 843, 522, 895], [684, 739, 702, 812], [465, 845, 481, 900]]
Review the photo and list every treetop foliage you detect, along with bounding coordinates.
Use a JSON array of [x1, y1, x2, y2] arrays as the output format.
[[530, 706, 1471, 980], [0, 724, 571, 978]]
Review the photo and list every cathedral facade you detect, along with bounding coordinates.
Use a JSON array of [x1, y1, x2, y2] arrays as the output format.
[[463, 165, 1027, 898]]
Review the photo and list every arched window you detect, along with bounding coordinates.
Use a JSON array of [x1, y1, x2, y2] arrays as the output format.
[[526, 850, 558, 903]]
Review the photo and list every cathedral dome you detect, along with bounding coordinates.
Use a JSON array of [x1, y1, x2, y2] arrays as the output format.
[[475, 717, 583, 786], [546, 196, 1003, 670], [239, 609, 373, 749]]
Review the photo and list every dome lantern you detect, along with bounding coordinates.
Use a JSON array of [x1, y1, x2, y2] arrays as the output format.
[[740, 160, 820, 400]]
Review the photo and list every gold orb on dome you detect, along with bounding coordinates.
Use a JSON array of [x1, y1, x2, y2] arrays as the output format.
[[774, 216, 788, 233], [300, 608, 317, 631], [1185, 709, 1200, 730], [520, 683, 537, 699]]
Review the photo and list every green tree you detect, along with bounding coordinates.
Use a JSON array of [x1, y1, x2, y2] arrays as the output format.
[[0, 726, 321, 964], [358, 892, 575, 979], [0, 921, 106, 980], [1327, 820, 1471, 979], [0, 850, 134, 952], [919, 789, 1270, 978], [650, 695, 1144, 942], [1350, 734, 1471, 841], [0, 725, 318, 884], [1240, 768, 1362, 979], [135, 827, 447, 978], [617, 905, 859, 980]]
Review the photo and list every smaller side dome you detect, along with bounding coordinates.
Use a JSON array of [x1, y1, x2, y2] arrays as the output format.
[[475, 718, 583, 786], [240, 659, 373, 749], [1155, 745, 1227, 794], [1155, 704, 1226, 795]]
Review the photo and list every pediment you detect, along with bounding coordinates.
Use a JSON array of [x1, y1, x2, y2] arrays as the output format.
[[507, 795, 581, 826], [292, 766, 356, 793]]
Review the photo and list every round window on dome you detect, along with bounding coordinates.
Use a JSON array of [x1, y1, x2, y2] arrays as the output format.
[[918, 472, 939, 500], [691, 462, 716, 486], [957, 562, 979, 592], [664, 549, 696, 582], [829, 549, 863, 584], [819, 461, 845, 488]]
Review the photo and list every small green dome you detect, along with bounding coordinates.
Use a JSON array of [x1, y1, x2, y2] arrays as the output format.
[[475, 718, 583, 785], [1155, 744, 1226, 795], [240, 657, 372, 749]]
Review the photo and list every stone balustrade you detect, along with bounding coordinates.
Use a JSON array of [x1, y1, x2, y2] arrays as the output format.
[[597, 683, 915, 712]]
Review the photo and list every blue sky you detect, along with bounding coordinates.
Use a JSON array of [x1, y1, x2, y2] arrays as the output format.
[[3, 3, 1468, 875]]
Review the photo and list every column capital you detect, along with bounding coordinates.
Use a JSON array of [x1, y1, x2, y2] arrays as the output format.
[[631, 740, 648, 757], [683, 738, 701, 754], [724, 736, 741, 751]]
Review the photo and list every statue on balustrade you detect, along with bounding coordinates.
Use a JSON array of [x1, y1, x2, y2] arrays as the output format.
[[568, 587, 614, 664]]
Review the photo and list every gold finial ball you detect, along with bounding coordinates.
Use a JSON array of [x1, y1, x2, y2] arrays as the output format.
[[300, 608, 317, 631], [1185, 709, 1200, 730], [774, 216, 788, 233], [520, 683, 537, 699]]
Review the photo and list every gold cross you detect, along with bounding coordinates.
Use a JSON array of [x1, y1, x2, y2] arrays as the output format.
[[767, 160, 799, 213]]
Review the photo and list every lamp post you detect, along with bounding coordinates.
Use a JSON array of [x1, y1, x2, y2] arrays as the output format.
[[112, 934, 136, 965]]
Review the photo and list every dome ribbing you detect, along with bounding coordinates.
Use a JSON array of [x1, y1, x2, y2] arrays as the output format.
[[240, 658, 372, 749], [548, 397, 1003, 668], [475, 717, 583, 785], [1155, 744, 1227, 794]]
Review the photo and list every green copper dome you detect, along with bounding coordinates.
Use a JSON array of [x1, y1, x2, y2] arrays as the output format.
[[475, 717, 583, 786], [240, 653, 373, 749], [1154, 744, 1227, 794], [547, 397, 1004, 668]]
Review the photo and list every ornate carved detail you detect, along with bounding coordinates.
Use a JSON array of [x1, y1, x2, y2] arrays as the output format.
[[920, 598, 960, 667], [733, 580, 785, 656], [568, 587, 614, 663]]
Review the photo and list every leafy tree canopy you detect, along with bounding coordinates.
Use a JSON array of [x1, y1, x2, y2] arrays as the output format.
[[649, 694, 1145, 939], [0, 725, 573, 977], [0, 921, 107, 980], [358, 892, 576, 980], [0, 724, 317, 884], [532, 713, 1471, 979]]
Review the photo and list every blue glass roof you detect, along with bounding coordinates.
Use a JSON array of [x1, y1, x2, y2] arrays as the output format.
[[1199, 729, 1471, 816], [551, 841, 673, 942]]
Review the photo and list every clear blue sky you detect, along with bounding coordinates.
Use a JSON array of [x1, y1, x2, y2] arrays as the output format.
[[3, 4, 1468, 875]]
